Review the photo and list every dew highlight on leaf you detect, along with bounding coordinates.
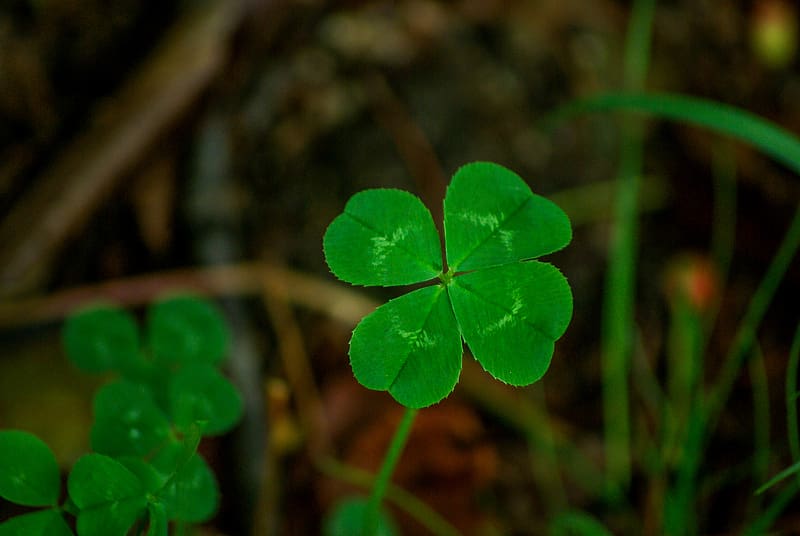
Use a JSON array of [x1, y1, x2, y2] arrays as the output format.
[[370, 226, 411, 268], [397, 328, 436, 350], [480, 288, 524, 335], [458, 212, 501, 230], [499, 230, 514, 251]]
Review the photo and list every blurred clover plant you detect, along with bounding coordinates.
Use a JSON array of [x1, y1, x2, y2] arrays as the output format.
[[0, 295, 243, 536]]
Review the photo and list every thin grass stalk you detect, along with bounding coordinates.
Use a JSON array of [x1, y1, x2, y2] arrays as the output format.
[[601, 0, 656, 491], [664, 204, 800, 534], [663, 401, 703, 535], [549, 86, 800, 532], [749, 343, 770, 510], [786, 323, 800, 468], [706, 205, 800, 426], [742, 480, 800, 535]]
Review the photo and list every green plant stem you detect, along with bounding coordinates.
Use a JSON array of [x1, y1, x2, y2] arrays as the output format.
[[664, 204, 800, 532], [707, 140, 737, 338], [749, 344, 770, 502], [658, 297, 702, 532], [659, 298, 706, 535], [786, 323, 800, 467], [756, 460, 800, 494], [663, 404, 703, 535], [316, 457, 461, 536], [706, 204, 800, 426], [602, 0, 656, 491], [364, 407, 418, 535], [663, 298, 703, 466], [743, 480, 800, 536]]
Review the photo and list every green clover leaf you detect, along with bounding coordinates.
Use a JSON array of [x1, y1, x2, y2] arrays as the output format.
[[0, 430, 61, 507], [158, 453, 219, 523], [63, 306, 139, 374], [90, 381, 171, 458], [324, 496, 399, 536], [0, 510, 73, 536], [67, 454, 148, 536], [323, 162, 573, 408], [323, 189, 442, 286], [147, 295, 230, 366], [168, 364, 244, 436]]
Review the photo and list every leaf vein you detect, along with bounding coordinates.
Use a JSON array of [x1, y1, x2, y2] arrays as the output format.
[[388, 287, 447, 390], [449, 195, 533, 270], [452, 276, 554, 341], [344, 210, 440, 276]]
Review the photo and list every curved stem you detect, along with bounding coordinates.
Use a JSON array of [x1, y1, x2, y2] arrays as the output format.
[[786, 323, 800, 467], [364, 407, 418, 535]]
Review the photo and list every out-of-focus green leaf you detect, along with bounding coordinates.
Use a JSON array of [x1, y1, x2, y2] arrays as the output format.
[[549, 510, 615, 536], [0, 430, 60, 507], [115, 458, 167, 495], [67, 454, 147, 536], [147, 501, 168, 536], [90, 381, 171, 457], [324, 496, 398, 536], [147, 296, 229, 366], [0, 510, 73, 536], [160, 454, 218, 523], [168, 365, 243, 436], [63, 306, 139, 373]]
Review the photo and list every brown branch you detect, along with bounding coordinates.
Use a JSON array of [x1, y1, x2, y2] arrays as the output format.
[[0, 1, 244, 297], [0, 262, 376, 329]]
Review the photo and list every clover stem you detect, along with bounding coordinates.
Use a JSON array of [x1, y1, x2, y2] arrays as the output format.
[[363, 407, 418, 535], [438, 267, 455, 285]]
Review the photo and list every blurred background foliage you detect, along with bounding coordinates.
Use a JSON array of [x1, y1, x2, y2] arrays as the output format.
[[1, 0, 799, 534]]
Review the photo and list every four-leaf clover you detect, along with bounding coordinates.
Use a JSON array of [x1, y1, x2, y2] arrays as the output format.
[[323, 162, 573, 408]]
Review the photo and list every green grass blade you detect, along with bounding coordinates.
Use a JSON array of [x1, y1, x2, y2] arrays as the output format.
[[787, 323, 800, 467], [749, 344, 770, 500], [756, 460, 800, 495], [552, 92, 800, 176], [552, 88, 800, 507], [601, 0, 656, 491], [707, 205, 800, 427], [745, 480, 799, 535]]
